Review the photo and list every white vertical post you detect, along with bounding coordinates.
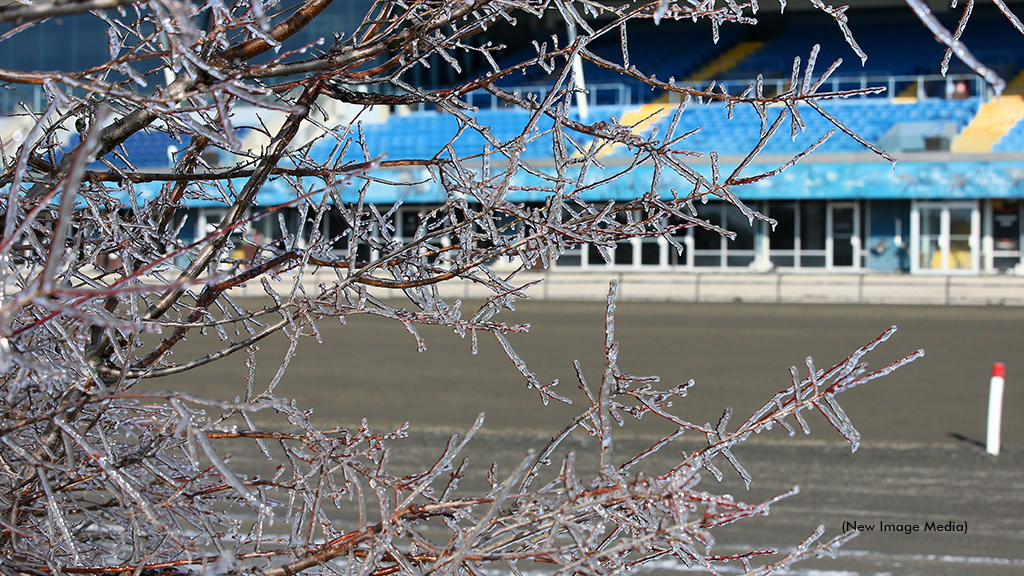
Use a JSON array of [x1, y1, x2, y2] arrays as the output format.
[[566, 21, 589, 122], [987, 362, 1005, 456]]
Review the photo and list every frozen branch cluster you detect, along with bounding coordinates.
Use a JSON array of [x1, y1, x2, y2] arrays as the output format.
[[2, 0, 1012, 574]]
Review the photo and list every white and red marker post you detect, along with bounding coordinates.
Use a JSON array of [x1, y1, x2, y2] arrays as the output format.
[[987, 362, 1005, 456]]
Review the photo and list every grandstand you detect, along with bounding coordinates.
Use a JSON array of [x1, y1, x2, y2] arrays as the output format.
[[3, 0, 1024, 276]]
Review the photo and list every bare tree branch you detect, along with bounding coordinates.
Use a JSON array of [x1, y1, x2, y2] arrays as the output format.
[[4, 0, 1012, 574]]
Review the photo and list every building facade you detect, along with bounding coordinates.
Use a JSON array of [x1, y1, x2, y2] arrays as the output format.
[[165, 153, 1023, 276]]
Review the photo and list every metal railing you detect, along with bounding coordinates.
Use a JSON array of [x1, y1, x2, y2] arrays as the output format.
[[462, 82, 633, 110], [665, 73, 989, 104], [435, 72, 987, 112], [1, 72, 989, 115]]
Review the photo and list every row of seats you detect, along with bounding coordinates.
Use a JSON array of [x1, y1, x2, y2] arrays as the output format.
[[993, 117, 1024, 152], [312, 97, 983, 164], [66, 131, 188, 169], [316, 108, 596, 164], [61, 98, 995, 169], [632, 97, 979, 156]]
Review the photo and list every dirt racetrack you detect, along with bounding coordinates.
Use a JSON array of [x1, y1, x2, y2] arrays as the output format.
[[141, 299, 1024, 575]]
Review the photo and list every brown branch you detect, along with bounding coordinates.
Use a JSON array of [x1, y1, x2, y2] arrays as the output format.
[[213, 0, 336, 65], [144, 81, 321, 322], [124, 249, 298, 375], [240, 0, 489, 80], [8, 158, 449, 186], [262, 528, 377, 576], [0, 0, 139, 23], [155, 136, 211, 233], [21, 0, 334, 200], [204, 430, 304, 440]]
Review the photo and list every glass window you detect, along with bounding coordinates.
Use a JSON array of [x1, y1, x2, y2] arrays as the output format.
[[800, 201, 826, 250], [690, 202, 761, 268], [667, 216, 689, 267], [177, 211, 197, 243], [640, 240, 661, 265], [265, 207, 297, 241], [992, 199, 1020, 251], [725, 208, 756, 250], [800, 254, 826, 267], [948, 207, 973, 270], [614, 241, 633, 265], [356, 243, 371, 262], [613, 212, 634, 266], [766, 200, 836, 268], [693, 205, 724, 250], [769, 201, 795, 268], [770, 201, 795, 250], [559, 253, 582, 266], [326, 210, 350, 251], [693, 203, 724, 267], [728, 254, 755, 267], [771, 254, 795, 267], [400, 211, 420, 238], [694, 254, 721, 267], [830, 205, 856, 267]]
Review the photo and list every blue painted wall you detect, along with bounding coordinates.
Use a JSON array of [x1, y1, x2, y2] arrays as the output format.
[[866, 199, 911, 271]]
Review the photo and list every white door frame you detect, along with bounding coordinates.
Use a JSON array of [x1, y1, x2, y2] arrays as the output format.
[[198, 207, 229, 239], [910, 200, 980, 274]]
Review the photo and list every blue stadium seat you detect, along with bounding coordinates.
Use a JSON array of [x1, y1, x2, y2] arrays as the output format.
[[623, 97, 981, 157], [315, 97, 982, 163], [65, 130, 190, 169], [993, 118, 1024, 151]]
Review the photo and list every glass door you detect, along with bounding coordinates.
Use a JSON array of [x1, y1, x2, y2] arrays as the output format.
[[947, 206, 974, 270], [912, 201, 979, 273], [828, 202, 859, 269], [918, 204, 942, 271], [990, 199, 1022, 271]]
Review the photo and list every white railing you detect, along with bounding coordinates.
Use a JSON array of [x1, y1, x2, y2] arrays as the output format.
[[461, 82, 633, 110], [0, 73, 989, 115], [454, 72, 987, 111], [665, 73, 990, 104]]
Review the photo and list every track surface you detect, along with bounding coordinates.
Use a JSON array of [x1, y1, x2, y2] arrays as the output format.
[[144, 300, 1024, 575]]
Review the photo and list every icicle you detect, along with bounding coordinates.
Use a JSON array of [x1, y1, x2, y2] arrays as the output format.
[[654, 0, 670, 25]]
